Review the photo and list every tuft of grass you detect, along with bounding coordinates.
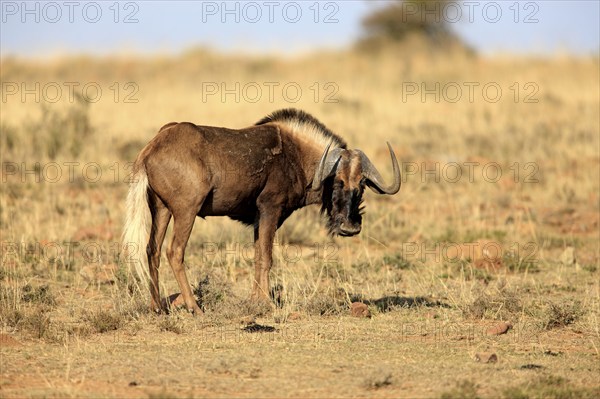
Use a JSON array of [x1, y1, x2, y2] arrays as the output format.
[[383, 253, 414, 270], [0, 281, 57, 339], [303, 288, 347, 316], [85, 309, 123, 333], [503, 251, 540, 273], [457, 261, 494, 284], [0, 305, 58, 340], [21, 284, 56, 306], [322, 262, 350, 281], [463, 289, 522, 320], [305, 295, 341, 316], [22, 311, 52, 339], [581, 264, 597, 273], [351, 260, 373, 273], [193, 271, 273, 319], [159, 316, 185, 334], [194, 271, 233, 312], [440, 380, 480, 399], [0, 282, 21, 310], [0, 308, 24, 329], [544, 300, 583, 330], [206, 358, 236, 375], [364, 370, 393, 390], [502, 375, 600, 399]]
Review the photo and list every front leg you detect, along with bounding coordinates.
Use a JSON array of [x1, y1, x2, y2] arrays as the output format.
[[251, 209, 280, 301]]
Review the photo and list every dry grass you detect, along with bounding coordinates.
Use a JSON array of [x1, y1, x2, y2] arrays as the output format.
[[1, 46, 599, 398]]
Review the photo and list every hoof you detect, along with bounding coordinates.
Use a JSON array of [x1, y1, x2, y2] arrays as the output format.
[[151, 302, 168, 315], [250, 290, 271, 303], [188, 304, 204, 317]]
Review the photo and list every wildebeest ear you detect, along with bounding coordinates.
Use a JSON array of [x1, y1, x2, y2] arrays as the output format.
[[312, 144, 343, 191]]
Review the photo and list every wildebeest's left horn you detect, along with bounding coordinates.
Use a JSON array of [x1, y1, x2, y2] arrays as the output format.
[[312, 142, 343, 191], [359, 142, 401, 195]]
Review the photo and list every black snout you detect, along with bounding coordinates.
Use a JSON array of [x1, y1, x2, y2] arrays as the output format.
[[338, 222, 361, 237]]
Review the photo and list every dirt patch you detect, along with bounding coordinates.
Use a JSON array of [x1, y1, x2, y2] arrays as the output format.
[[0, 333, 21, 347]]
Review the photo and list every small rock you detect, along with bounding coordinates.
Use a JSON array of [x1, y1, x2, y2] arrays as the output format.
[[474, 353, 498, 363], [350, 302, 371, 318], [128, 381, 138, 387], [486, 322, 512, 335]]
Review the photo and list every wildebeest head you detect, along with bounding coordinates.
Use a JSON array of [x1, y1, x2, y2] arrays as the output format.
[[312, 142, 401, 237]]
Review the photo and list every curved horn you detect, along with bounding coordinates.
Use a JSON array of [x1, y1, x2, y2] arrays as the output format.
[[360, 142, 401, 195], [312, 143, 343, 191]]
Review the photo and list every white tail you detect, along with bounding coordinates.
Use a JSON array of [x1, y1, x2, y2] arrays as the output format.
[[122, 168, 151, 285]]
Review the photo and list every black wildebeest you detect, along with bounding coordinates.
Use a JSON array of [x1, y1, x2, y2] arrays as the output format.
[[122, 109, 400, 314]]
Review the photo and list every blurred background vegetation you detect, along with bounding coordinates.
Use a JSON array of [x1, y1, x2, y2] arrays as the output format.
[[359, 0, 470, 52]]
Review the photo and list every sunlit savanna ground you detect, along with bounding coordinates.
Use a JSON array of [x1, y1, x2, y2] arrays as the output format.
[[1, 47, 599, 398]]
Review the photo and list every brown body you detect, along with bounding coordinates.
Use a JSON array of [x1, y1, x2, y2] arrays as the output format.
[[123, 109, 401, 314]]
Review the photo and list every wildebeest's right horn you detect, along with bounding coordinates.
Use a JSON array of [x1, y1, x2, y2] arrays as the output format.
[[360, 142, 401, 195], [312, 142, 343, 191]]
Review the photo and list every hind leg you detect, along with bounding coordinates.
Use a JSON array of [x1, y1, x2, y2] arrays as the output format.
[[145, 153, 209, 315], [167, 210, 203, 315], [147, 193, 171, 312]]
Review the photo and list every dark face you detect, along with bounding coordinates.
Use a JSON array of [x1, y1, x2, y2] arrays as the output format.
[[322, 151, 365, 237]]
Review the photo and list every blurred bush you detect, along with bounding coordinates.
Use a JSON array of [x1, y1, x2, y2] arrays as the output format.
[[1, 92, 93, 161], [358, 0, 471, 52]]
